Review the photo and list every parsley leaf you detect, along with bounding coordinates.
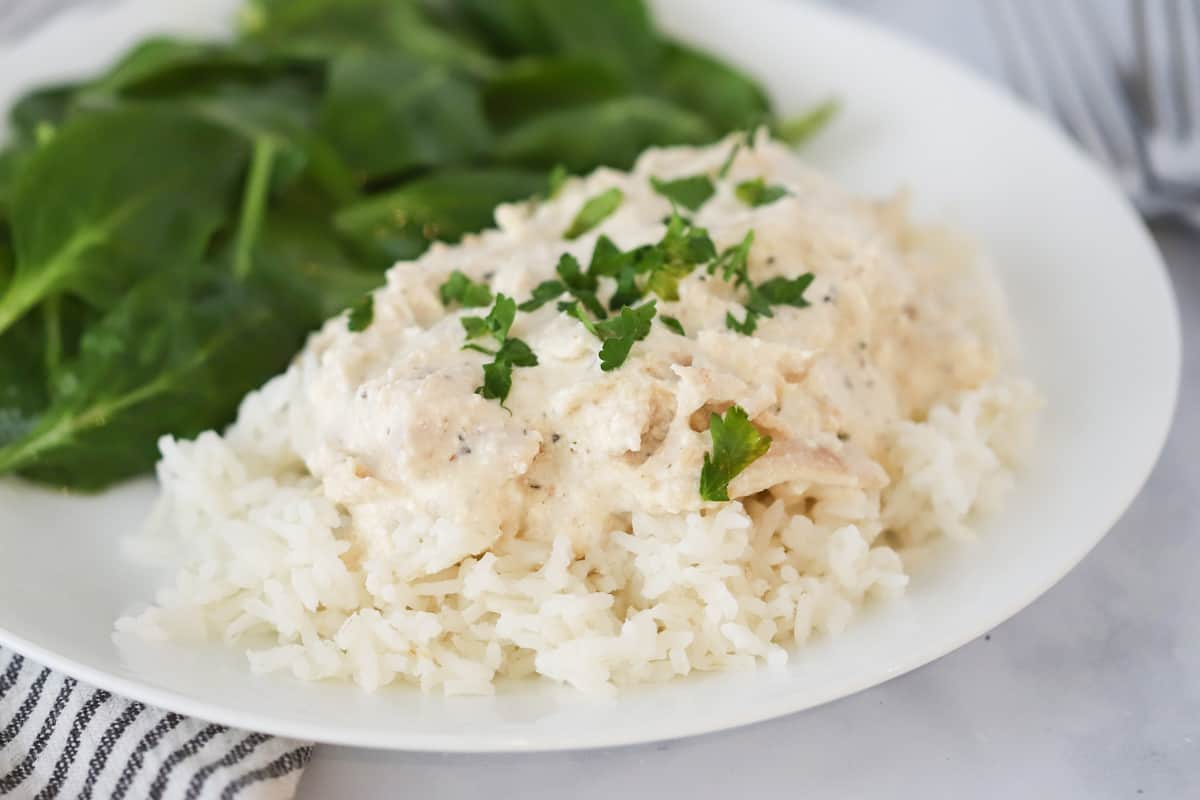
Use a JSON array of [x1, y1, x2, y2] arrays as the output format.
[[592, 301, 657, 371], [521, 253, 607, 317], [735, 177, 789, 207], [724, 308, 758, 335], [547, 164, 569, 199], [699, 405, 772, 501], [461, 293, 516, 344], [711, 230, 814, 335], [717, 130, 750, 179], [347, 293, 374, 332], [464, 294, 537, 407], [587, 235, 627, 278], [644, 213, 716, 301], [710, 230, 755, 286], [476, 359, 513, 403], [776, 98, 839, 147], [565, 187, 623, 239], [519, 280, 566, 311], [650, 174, 715, 211], [570, 299, 657, 371], [660, 315, 685, 335], [756, 274, 814, 308], [439, 269, 493, 308]]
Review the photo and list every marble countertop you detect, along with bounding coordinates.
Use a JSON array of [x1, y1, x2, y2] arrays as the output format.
[[297, 2, 1199, 798]]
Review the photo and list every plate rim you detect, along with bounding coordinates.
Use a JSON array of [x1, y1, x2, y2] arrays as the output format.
[[0, 0, 1182, 751]]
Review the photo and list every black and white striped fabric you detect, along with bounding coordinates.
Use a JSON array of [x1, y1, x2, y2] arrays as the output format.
[[0, 647, 311, 799]]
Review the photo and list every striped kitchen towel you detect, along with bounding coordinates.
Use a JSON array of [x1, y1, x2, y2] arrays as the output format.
[[0, 647, 312, 799]]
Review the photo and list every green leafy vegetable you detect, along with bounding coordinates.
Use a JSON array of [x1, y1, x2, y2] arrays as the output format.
[[650, 174, 715, 211], [318, 51, 492, 181], [660, 315, 685, 336], [334, 168, 545, 262], [462, 294, 536, 406], [564, 187, 624, 239], [0, 0, 801, 489], [347, 293, 374, 331], [0, 268, 302, 489], [656, 43, 771, 133], [735, 177, 789, 207], [495, 96, 713, 171], [439, 270, 493, 308], [573, 299, 656, 371], [518, 280, 566, 312], [462, 293, 517, 345], [756, 274, 815, 308], [546, 163, 569, 198], [775, 98, 839, 146], [699, 405, 772, 502], [643, 213, 717, 300], [709, 231, 814, 335], [0, 108, 248, 336], [483, 57, 628, 129]]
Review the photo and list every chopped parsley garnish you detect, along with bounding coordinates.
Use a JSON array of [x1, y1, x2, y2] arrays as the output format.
[[645, 213, 718, 301], [735, 177, 789, 207], [476, 337, 538, 405], [520, 253, 606, 317], [461, 293, 516, 343], [564, 187, 624, 239], [439, 270, 493, 308], [717, 131, 750, 178], [708, 231, 813, 335], [547, 164, 569, 199], [699, 405, 772, 501], [569, 299, 657, 371], [461, 294, 537, 407], [660, 315, 685, 336], [347, 294, 374, 332], [776, 98, 839, 146], [650, 174, 715, 211]]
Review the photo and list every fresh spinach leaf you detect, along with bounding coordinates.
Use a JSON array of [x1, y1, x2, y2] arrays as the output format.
[[243, 0, 496, 75], [657, 42, 771, 133], [494, 96, 713, 171], [0, 107, 249, 337], [0, 315, 48, 449], [334, 168, 545, 263], [483, 56, 628, 129], [318, 51, 492, 181], [0, 267, 302, 489]]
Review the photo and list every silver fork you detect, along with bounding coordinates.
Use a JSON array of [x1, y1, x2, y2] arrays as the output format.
[[988, 0, 1200, 227]]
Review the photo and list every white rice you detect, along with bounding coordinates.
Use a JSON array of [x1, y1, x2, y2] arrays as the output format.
[[117, 373, 1037, 694]]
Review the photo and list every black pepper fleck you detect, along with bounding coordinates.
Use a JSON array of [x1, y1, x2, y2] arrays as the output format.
[[552, 434, 561, 443], [529, 483, 542, 490], [985, 634, 992, 641], [458, 445, 472, 456], [483, 271, 495, 281], [837, 432, 850, 442], [766, 256, 776, 265]]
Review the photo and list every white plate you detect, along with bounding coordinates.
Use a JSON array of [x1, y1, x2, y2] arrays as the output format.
[[0, 0, 1180, 752]]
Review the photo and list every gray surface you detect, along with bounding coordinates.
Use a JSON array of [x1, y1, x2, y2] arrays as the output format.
[[298, 2, 1199, 798]]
